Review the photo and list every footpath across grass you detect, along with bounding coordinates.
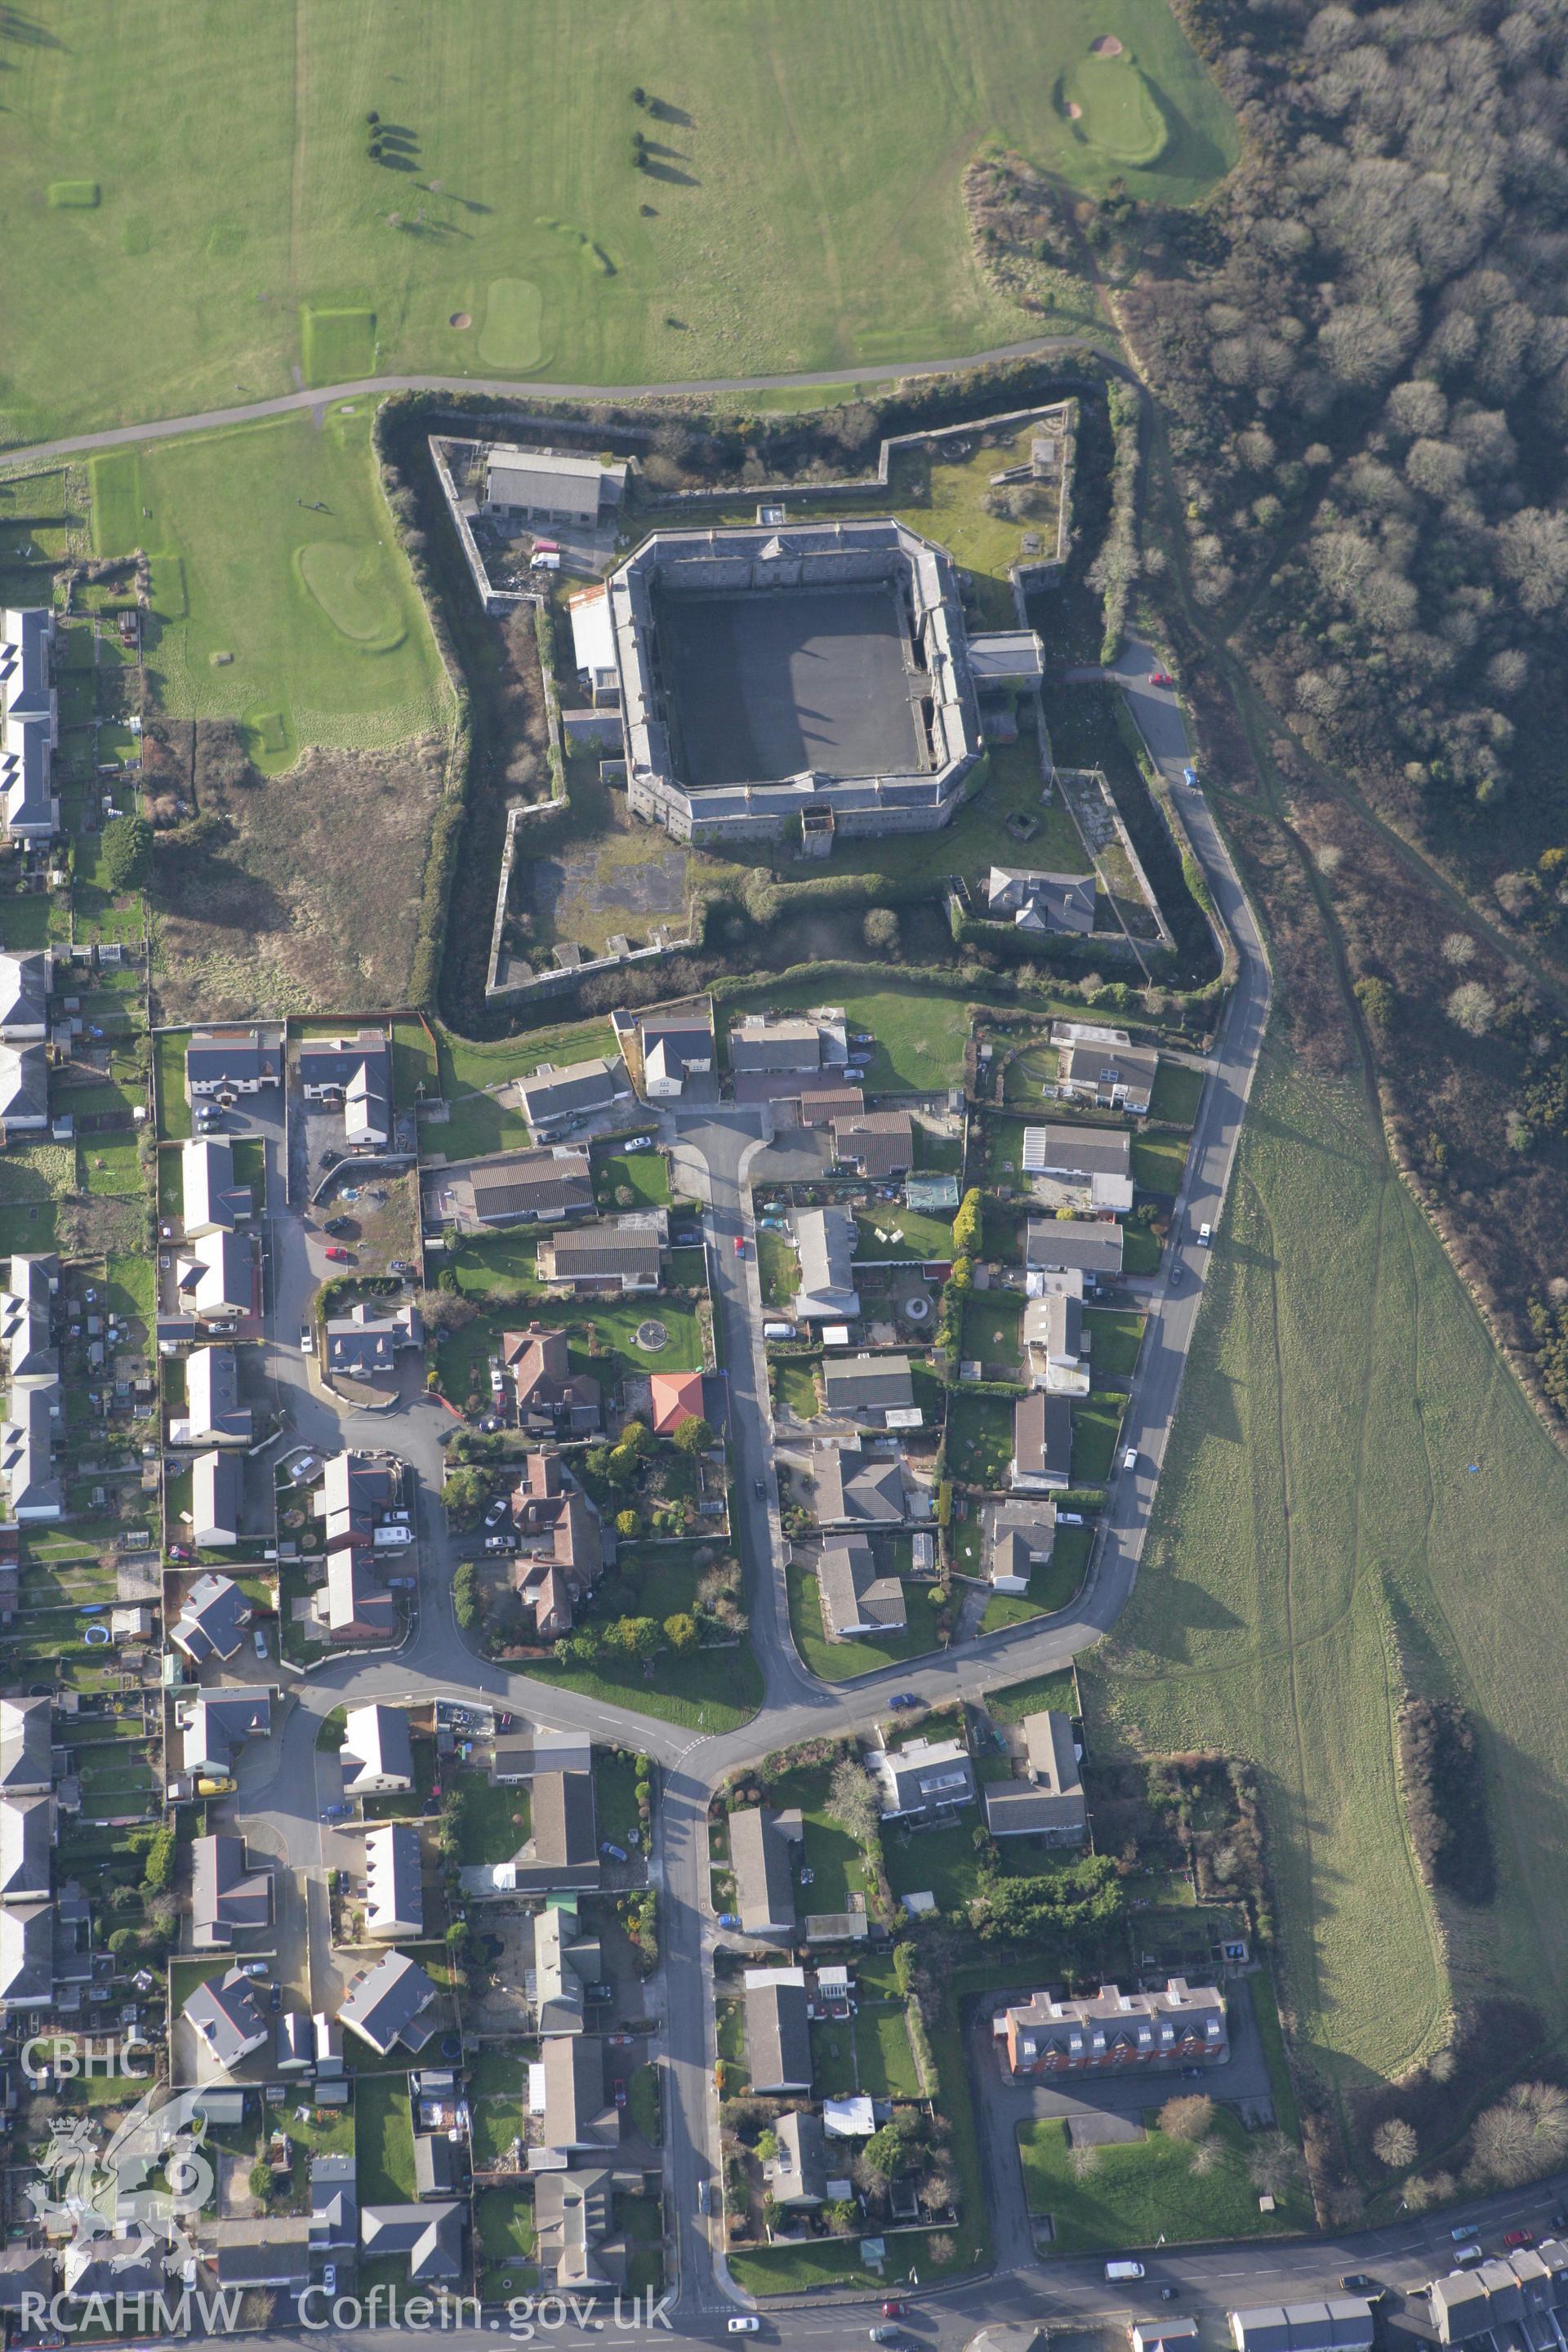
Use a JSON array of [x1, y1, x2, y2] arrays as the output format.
[[1018, 2108, 1311, 2251]]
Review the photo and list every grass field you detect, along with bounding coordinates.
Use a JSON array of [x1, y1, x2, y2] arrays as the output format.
[[0, 2, 1235, 444], [90, 410, 451, 771], [1089, 1041, 1568, 2121], [1018, 2108, 1312, 2251]]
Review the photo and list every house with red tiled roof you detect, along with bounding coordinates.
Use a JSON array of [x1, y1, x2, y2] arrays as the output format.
[[650, 1370, 706, 1437]]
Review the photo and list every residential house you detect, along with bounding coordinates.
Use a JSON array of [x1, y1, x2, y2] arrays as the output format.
[[506, 1769, 600, 1894], [649, 1368, 705, 1436], [811, 1446, 907, 1527], [792, 1207, 859, 1322], [1135, 2325, 1202, 2352], [533, 1897, 600, 2035], [820, 1354, 915, 1428], [173, 1229, 254, 1323], [0, 1699, 51, 1796], [365, 1824, 425, 1940], [988, 1507, 1056, 1597], [728, 1806, 802, 1940], [0, 1253, 56, 1379], [1054, 1022, 1160, 1116], [0, 2251, 57, 2314], [866, 1736, 976, 1822], [185, 1027, 282, 1101], [180, 1689, 271, 1779], [742, 1967, 813, 2093], [341, 1703, 414, 1796], [987, 866, 1096, 936], [0, 1901, 51, 2012], [180, 1138, 252, 1239], [1025, 1218, 1124, 1281], [184, 1968, 270, 2070], [534, 2168, 623, 2292], [0, 607, 58, 840], [359, 2203, 466, 2281], [0, 1042, 47, 1130], [488, 1728, 592, 1786], [183, 1346, 252, 1446], [483, 447, 627, 523], [817, 1535, 906, 1641], [0, 1793, 52, 1902], [518, 1057, 630, 1136], [1023, 1292, 1089, 1396], [767, 2108, 826, 2208], [639, 1009, 714, 1099], [338, 1949, 439, 2057], [1229, 2308, 1374, 2352], [190, 1449, 243, 1548], [321, 1552, 396, 1645], [0, 1377, 61, 1518], [535, 1223, 661, 1294], [318, 1451, 402, 1557], [510, 1454, 605, 1638], [430, 1149, 594, 1231], [1023, 1124, 1134, 1214], [728, 1016, 831, 1073], [1012, 1391, 1073, 1493], [191, 1833, 274, 1950], [984, 1712, 1087, 1844], [168, 1570, 251, 1664], [324, 1298, 423, 1383], [567, 579, 619, 699], [309, 2151, 358, 2252], [413, 2133, 455, 2198], [1000, 1976, 1227, 2078], [297, 1030, 392, 1151], [534, 2034, 619, 2165], [831, 1111, 915, 1180], [205, 2216, 310, 2293], [0, 954, 50, 1042], [1428, 2248, 1568, 2348], [501, 1327, 602, 1436]]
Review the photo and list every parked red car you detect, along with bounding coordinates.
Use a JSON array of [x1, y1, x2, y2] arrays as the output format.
[[1505, 2230, 1535, 2250], [324, 1245, 350, 1262], [881, 2303, 906, 2319], [1149, 670, 1174, 687], [733, 1235, 746, 1255]]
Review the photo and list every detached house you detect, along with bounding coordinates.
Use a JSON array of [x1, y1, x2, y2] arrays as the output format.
[[501, 1326, 601, 1437], [297, 1030, 392, 1150], [518, 1057, 630, 1136], [535, 1224, 661, 1294]]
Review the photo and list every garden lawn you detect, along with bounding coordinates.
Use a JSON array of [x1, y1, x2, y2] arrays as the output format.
[[354, 2073, 417, 2203], [882, 1820, 987, 1916], [154, 1031, 194, 1140], [961, 1294, 1022, 1378], [436, 1241, 704, 1401], [452, 1774, 530, 1868], [429, 1018, 617, 1161], [523, 1642, 761, 1734], [1148, 1060, 1205, 1125], [1123, 1221, 1162, 1275], [1017, 2109, 1311, 2251], [471, 2095, 528, 2171], [1083, 1307, 1145, 1379], [764, 1762, 872, 1917], [1071, 1393, 1124, 1484], [725, 976, 973, 1094], [756, 1230, 799, 1312], [946, 1389, 1018, 1488], [477, 2185, 537, 2296], [595, 1746, 644, 1852], [771, 1355, 820, 1419], [853, 1204, 958, 1263], [595, 1150, 670, 1210], [1132, 1134, 1189, 1196], [786, 1559, 944, 1682]]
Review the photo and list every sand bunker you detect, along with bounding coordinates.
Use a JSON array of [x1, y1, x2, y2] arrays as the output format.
[[1066, 100, 1084, 117], [1090, 33, 1125, 54], [449, 311, 472, 329]]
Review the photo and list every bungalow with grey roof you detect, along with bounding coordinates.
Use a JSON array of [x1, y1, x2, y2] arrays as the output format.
[[0, 1901, 51, 2012], [0, 952, 50, 1043], [1025, 1218, 1124, 1280], [180, 1138, 252, 1239], [338, 1949, 439, 2057], [297, 1029, 392, 1149], [168, 1570, 251, 1665], [310, 2150, 358, 2250], [1011, 1391, 1072, 1493], [0, 608, 59, 841], [820, 1353, 915, 1425], [988, 866, 1096, 936], [0, 1793, 52, 1902], [810, 1446, 907, 1527], [365, 1824, 425, 1940], [185, 1027, 282, 1101], [639, 1009, 714, 1098], [984, 1712, 1087, 1844], [535, 1223, 661, 1294], [341, 1704, 414, 1795], [0, 1377, 60, 1518], [534, 2167, 624, 2291], [519, 1056, 630, 1135], [742, 1967, 813, 2093], [793, 1206, 859, 1322], [728, 1806, 802, 1940], [183, 1346, 252, 1446], [817, 1535, 907, 1641], [184, 1967, 270, 2070], [767, 2108, 827, 2207], [174, 1228, 254, 1322], [0, 1698, 51, 1795], [359, 2202, 466, 2281], [483, 446, 627, 523], [536, 2033, 618, 2161], [867, 1737, 976, 1821], [425, 1147, 594, 1232], [0, 1253, 56, 1379], [192, 1833, 273, 1950], [1054, 1022, 1160, 1116], [0, 1042, 47, 1130], [190, 1449, 242, 1548], [180, 1689, 270, 1778]]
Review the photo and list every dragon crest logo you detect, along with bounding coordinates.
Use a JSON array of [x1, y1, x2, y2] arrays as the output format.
[[27, 2082, 215, 2282]]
